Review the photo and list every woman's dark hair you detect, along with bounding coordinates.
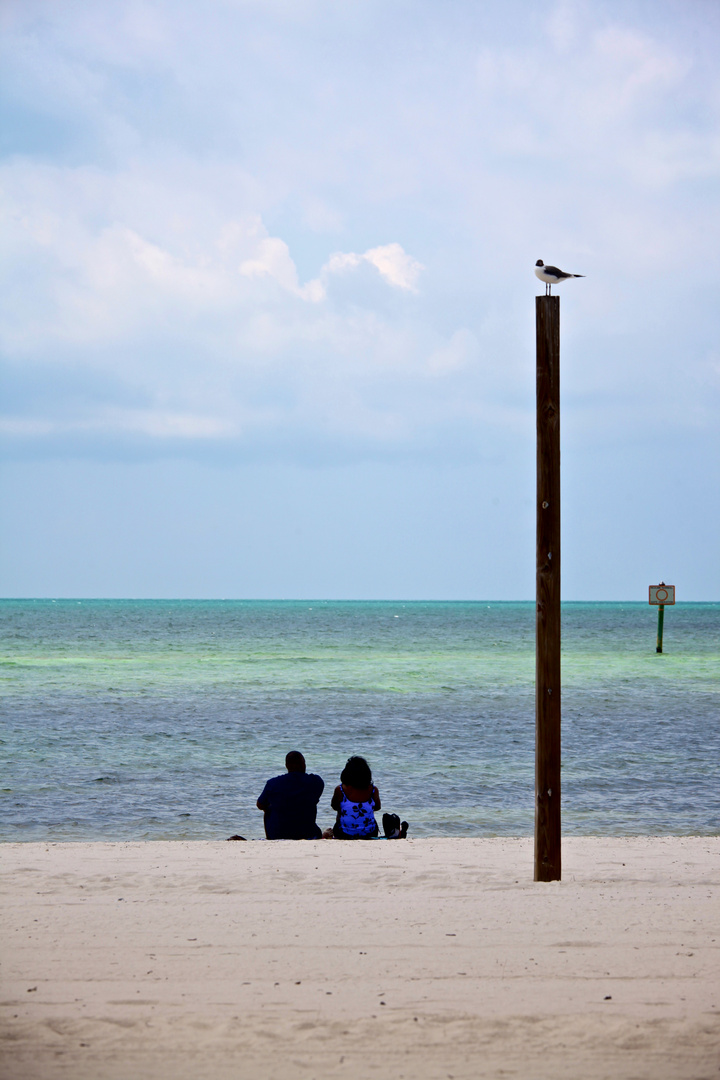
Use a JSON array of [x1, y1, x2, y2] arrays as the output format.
[[341, 755, 372, 789]]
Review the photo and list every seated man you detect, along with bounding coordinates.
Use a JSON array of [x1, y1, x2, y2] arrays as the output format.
[[256, 751, 324, 840]]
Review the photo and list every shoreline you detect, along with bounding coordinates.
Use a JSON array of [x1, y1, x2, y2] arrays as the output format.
[[2, 837, 719, 1079], [3, 829, 720, 842]]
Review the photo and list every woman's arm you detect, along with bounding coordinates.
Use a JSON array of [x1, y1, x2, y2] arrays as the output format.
[[330, 784, 343, 811], [372, 786, 381, 810]]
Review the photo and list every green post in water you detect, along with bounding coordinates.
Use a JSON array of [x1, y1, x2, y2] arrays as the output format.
[[656, 605, 665, 653], [649, 583, 674, 654]]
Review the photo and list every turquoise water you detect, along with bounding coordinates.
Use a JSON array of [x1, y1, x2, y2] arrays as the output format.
[[1, 600, 718, 840]]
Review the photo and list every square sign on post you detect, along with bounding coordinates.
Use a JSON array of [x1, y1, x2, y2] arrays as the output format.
[[649, 585, 675, 605]]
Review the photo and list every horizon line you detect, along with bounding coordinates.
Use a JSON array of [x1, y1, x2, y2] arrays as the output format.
[[2, 597, 716, 605]]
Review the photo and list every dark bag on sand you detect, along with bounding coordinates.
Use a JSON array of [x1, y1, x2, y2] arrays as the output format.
[[382, 813, 408, 839]]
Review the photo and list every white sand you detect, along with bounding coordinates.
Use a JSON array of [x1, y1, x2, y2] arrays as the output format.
[[1, 837, 719, 1079]]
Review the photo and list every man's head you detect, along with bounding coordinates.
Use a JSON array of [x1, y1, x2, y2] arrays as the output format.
[[285, 751, 306, 773]]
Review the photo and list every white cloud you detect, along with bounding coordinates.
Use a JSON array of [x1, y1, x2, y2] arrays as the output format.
[[237, 235, 425, 301], [319, 242, 424, 295], [239, 236, 301, 292], [0, 0, 717, 464], [0, 157, 441, 450], [363, 243, 424, 291]]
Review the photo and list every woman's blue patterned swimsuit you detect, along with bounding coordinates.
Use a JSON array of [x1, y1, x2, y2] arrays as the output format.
[[338, 789, 377, 837]]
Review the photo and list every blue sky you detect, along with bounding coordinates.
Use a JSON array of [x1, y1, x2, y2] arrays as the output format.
[[1, 0, 718, 599]]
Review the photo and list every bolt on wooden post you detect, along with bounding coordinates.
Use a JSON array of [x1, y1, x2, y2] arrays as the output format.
[[535, 295, 561, 882]]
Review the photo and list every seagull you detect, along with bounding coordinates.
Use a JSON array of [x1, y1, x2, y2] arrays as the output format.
[[535, 260, 585, 295]]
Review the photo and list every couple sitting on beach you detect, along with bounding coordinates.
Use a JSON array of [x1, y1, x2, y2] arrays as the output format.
[[255, 751, 408, 841]]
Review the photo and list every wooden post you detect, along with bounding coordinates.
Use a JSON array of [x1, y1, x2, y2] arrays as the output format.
[[535, 295, 561, 882], [656, 605, 665, 653]]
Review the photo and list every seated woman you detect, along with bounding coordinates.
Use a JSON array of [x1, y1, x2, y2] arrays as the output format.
[[330, 756, 380, 839]]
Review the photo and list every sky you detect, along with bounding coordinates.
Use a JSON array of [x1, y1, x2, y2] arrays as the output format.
[[1, 0, 718, 600]]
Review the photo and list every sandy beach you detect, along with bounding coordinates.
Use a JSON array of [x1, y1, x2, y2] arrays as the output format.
[[1, 837, 718, 1079]]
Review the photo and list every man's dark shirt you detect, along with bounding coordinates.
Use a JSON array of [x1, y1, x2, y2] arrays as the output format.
[[258, 772, 324, 839]]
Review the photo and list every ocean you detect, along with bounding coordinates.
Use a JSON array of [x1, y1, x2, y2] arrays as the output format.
[[1, 600, 718, 840]]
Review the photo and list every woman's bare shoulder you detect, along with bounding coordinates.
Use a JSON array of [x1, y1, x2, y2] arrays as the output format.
[[330, 784, 343, 807]]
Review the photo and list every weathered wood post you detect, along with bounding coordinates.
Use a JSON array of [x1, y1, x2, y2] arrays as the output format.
[[535, 295, 561, 882]]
